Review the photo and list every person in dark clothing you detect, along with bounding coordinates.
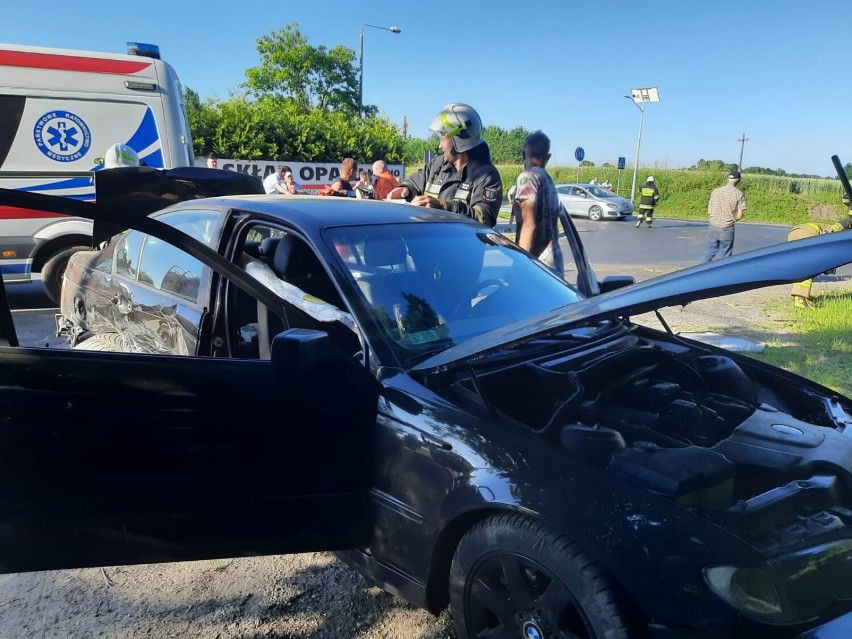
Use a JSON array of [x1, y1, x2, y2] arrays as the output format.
[[635, 176, 660, 228], [328, 158, 357, 197], [386, 103, 502, 227]]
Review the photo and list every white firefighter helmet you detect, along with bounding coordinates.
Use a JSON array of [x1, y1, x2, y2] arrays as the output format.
[[103, 143, 140, 169], [429, 103, 483, 153]]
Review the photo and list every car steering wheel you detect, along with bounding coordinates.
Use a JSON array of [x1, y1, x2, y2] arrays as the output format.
[[452, 279, 507, 318]]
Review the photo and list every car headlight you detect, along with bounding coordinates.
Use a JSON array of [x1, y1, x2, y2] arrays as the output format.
[[704, 539, 852, 624], [606, 203, 618, 210]]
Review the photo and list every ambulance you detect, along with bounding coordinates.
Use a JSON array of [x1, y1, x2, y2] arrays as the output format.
[[0, 42, 195, 303]]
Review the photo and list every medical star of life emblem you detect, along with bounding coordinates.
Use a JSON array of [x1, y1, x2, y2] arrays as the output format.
[[33, 110, 92, 162]]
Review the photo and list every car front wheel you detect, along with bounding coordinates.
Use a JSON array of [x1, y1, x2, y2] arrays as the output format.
[[588, 206, 603, 221], [449, 513, 630, 639]]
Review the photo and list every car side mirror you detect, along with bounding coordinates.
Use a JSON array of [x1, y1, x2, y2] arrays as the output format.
[[599, 275, 635, 294], [270, 327, 375, 391], [270, 328, 334, 379]]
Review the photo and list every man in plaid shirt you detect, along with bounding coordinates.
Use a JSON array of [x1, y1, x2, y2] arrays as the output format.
[[700, 170, 747, 263]]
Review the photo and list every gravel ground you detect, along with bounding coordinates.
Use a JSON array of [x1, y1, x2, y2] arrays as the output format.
[[3, 265, 849, 639], [0, 554, 452, 639]]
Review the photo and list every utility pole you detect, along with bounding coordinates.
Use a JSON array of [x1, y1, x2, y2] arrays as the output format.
[[738, 133, 749, 171]]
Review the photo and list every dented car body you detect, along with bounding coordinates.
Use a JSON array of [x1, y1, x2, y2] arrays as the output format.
[[2, 170, 852, 638]]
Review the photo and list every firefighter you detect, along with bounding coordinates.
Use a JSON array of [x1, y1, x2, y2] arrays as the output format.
[[386, 103, 502, 228], [635, 176, 660, 228], [788, 196, 852, 309]]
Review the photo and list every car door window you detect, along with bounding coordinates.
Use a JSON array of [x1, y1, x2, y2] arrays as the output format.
[[137, 235, 202, 301], [115, 231, 144, 279], [135, 210, 219, 302], [230, 222, 361, 360]]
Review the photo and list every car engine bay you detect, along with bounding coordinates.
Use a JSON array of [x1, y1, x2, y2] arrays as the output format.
[[445, 323, 852, 546]]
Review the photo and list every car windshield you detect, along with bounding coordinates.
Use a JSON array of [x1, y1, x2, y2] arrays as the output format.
[[324, 223, 584, 365], [585, 186, 616, 197]]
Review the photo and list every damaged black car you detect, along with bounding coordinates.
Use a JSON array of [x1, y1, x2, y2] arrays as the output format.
[[1, 167, 852, 639]]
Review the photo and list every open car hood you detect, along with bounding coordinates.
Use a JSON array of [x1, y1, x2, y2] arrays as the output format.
[[413, 231, 852, 373]]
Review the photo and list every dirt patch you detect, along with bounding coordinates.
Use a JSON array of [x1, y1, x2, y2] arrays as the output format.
[[0, 553, 452, 639]]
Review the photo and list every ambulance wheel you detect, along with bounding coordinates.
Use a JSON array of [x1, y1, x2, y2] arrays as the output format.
[[42, 245, 87, 306]]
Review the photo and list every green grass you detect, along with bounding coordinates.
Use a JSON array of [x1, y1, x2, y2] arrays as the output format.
[[483, 166, 848, 226], [405, 161, 849, 226], [749, 290, 852, 397]]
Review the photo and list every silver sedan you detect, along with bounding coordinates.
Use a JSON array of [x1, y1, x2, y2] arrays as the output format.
[[555, 183, 634, 221]]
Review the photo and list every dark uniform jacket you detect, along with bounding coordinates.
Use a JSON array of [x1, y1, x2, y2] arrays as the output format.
[[400, 156, 502, 227], [639, 182, 660, 210]]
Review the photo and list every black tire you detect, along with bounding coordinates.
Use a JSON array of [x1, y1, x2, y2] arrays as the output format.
[[73, 333, 125, 352], [588, 206, 603, 222], [41, 245, 88, 305], [450, 513, 630, 639]]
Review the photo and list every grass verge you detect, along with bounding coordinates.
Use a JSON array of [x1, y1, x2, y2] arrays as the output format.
[[748, 289, 852, 397]]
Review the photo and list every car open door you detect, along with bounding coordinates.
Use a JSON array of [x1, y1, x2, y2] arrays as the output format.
[[0, 186, 379, 574]]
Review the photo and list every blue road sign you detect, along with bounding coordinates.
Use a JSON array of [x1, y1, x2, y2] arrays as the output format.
[[575, 147, 585, 162], [618, 156, 626, 170]]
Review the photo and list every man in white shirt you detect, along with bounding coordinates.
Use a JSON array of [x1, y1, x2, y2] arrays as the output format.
[[263, 165, 289, 195]]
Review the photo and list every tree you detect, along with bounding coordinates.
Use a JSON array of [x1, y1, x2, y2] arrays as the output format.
[[184, 93, 404, 163], [183, 87, 221, 156], [243, 23, 360, 114], [580, 160, 595, 167], [845, 162, 852, 180], [689, 159, 729, 171], [482, 125, 530, 164]]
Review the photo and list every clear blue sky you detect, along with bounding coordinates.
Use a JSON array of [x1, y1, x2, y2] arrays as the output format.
[[4, 0, 851, 176]]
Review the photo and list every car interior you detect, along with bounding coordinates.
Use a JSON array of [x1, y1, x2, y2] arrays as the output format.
[[228, 223, 361, 361]]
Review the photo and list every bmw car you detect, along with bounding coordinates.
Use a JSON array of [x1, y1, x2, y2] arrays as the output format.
[[556, 183, 634, 220], [2, 170, 852, 639]]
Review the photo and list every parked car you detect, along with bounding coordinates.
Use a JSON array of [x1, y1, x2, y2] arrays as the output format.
[[3, 172, 852, 639], [556, 182, 634, 220]]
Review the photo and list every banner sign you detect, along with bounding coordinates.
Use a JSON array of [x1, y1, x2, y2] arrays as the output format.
[[195, 158, 405, 194]]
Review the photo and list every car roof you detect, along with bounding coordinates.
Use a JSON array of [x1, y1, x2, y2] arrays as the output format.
[[166, 195, 475, 234]]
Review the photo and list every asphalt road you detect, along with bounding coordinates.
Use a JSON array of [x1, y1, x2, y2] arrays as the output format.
[[6, 281, 67, 348], [512, 214, 793, 268]]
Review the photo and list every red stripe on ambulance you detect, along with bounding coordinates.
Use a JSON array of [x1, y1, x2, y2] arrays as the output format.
[[0, 50, 150, 74], [0, 206, 65, 220]]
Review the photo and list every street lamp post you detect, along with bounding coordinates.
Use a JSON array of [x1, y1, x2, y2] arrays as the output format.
[[359, 24, 401, 117], [624, 87, 660, 203]]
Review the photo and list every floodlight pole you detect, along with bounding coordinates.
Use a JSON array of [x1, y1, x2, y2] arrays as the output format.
[[359, 24, 401, 117], [624, 87, 659, 203]]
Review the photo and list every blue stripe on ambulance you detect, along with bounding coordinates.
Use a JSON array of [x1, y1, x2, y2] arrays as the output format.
[[18, 177, 93, 192], [17, 176, 95, 201], [0, 263, 29, 276], [127, 107, 164, 168]]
